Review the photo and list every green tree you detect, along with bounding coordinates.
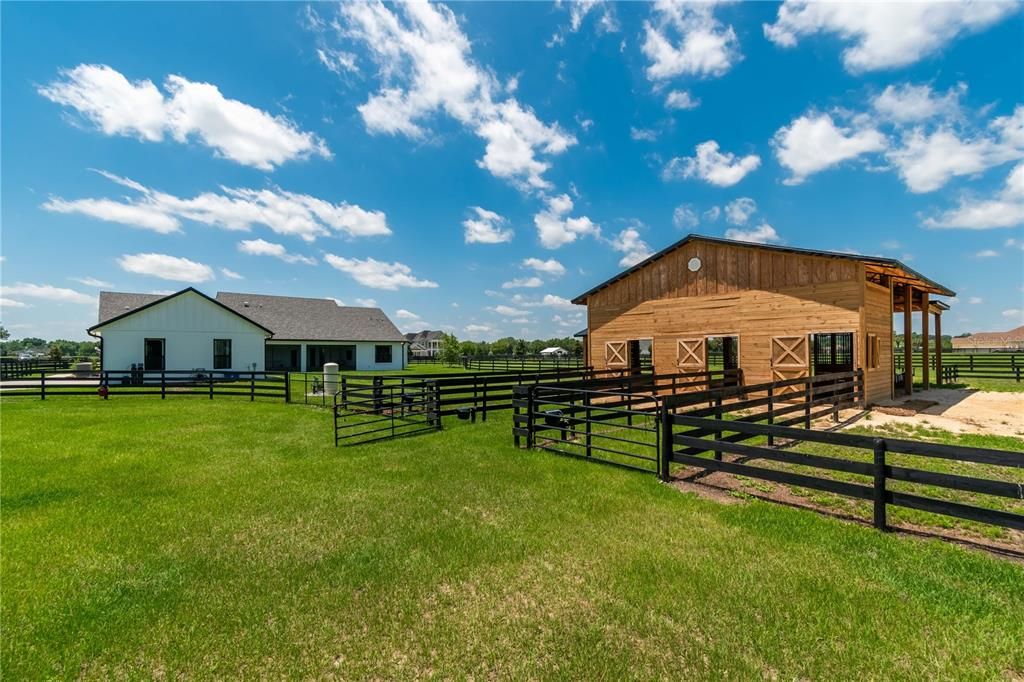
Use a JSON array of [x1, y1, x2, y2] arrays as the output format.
[[440, 333, 461, 366], [47, 344, 64, 365]]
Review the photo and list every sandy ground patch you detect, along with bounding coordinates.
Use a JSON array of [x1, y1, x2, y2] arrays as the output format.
[[866, 388, 1024, 438]]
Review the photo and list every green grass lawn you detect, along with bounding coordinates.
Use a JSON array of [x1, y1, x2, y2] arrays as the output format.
[[3, 397, 1024, 679]]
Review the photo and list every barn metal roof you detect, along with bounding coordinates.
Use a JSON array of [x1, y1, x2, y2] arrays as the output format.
[[571, 234, 955, 304]]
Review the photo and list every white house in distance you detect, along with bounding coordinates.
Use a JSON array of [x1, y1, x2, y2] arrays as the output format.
[[88, 288, 407, 372]]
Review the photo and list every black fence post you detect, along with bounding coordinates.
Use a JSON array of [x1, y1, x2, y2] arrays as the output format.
[[513, 386, 522, 448], [209, 373, 214, 399], [766, 385, 775, 447], [804, 378, 812, 429], [584, 392, 593, 458], [713, 396, 722, 461], [40, 372, 46, 401], [873, 438, 888, 531], [658, 401, 672, 481], [284, 372, 292, 403], [250, 371, 255, 401], [526, 386, 536, 448], [161, 371, 166, 399]]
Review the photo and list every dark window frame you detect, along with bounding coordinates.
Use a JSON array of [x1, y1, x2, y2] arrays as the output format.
[[375, 344, 393, 363], [213, 338, 232, 370]]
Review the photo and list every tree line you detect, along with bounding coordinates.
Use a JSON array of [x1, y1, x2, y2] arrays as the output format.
[[433, 335, 582, 365], [0, 327, 99, 359]]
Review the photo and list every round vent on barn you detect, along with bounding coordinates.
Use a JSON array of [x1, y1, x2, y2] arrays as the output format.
[[687, 257, 702, 272]]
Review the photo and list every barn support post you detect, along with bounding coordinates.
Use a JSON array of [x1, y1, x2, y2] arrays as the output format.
[[934, 311, 943, 387], [903, 283, 914, 395], [921, 291, 931, 391]]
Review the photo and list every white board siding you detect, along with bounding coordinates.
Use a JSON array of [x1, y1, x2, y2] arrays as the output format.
[[97, 291, 269, 371]]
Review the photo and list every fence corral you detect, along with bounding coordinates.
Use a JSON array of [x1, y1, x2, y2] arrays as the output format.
[[514, 369, 1024, 533], [895, 352, 1024, 382]]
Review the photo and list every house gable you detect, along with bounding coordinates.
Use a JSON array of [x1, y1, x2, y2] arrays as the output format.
[[90, 289, 273, 336]]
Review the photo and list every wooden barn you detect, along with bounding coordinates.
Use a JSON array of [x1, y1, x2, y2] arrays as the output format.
[[572, 235, 955, 405]]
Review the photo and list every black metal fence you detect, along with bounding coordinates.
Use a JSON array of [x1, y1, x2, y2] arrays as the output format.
[[514, 368, 1024, 532], [895, 353, 1024, 382], [333, 380, 441, 446], [0, 356, 98, 380], [462, 354, 585, 372], [0, 369, 290, 401]]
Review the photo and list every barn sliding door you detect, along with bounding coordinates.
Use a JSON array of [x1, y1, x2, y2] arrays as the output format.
[[770, 335, 809, 394], [676, 338, 706, 372]]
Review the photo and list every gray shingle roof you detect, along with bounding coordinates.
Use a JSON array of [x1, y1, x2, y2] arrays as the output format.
[[216, 292, 405, 342], [97, 292, 165, 324], [404, 330, 445, 343]]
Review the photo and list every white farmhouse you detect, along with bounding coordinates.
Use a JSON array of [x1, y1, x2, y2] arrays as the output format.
[[89, 288, 408, 372]]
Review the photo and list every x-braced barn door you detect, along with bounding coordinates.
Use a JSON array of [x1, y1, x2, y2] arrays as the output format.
[[676, 338, 706, 372], [770, 335, 809, 394], [605, 341, 627, 369]]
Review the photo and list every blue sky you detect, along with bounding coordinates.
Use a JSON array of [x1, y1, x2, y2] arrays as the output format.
[[2, 1, 1022, 342]]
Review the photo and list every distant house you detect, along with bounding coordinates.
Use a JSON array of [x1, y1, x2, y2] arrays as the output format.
[[405, 330, 445, 357], [539, 346, 568, 356], [951, 326, 1024, 352], [88, 288, 407, 372]]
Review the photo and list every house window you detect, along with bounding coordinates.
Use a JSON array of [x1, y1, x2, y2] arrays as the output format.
[[866, 333, 880, 369], [213, 339, 232, 369], [375, 345, 393, 363]]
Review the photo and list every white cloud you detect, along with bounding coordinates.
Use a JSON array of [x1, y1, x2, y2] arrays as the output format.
[[43, 170, 391, 241], [237, 239, 316, 265], [0, 298, 32, 309], [763, 1, 1019, 73], [724, 197, 757, 226], [1003, 308, 1024, 319], [522, 257, 566, 277], [630, 127, 659, 142], [70, 276, 114, 288], [703, 206, 721, 222], [969, 296, 984, 305], [1006, 238, 1024, 251], [923, 162, 1024, 229], [219, 267, 243, 280], [724, 222, 781, 244], [665, 90, 700, 111], [888, 107, 1024, 193], [535, 294, 578, 310], [463, 206, 513, 244], [356, 298, 378, 307], [395, 309, 420, 319], [464, 323, 493, 334], [773, 113, 887, 185], [975, 249, 1000, 258], [43, 196, 182, 234], [321, 2, 575, 190], [663, 140, 761, 187], [533, 193, 600, 248], [501, 277, 544, 289], [116, 253, 214, 283], [549, 0, 619, 45], [324, 254, 438, 290], [872, 82, 965, 124], [610, 227, 654, 267], [317, 47, 358, 76], [642, 1, 741, 80], [673, 204, 699, 229], [1, 283, 97, 305], [492, 304, 528, 317], [38, 64, 330, 170]]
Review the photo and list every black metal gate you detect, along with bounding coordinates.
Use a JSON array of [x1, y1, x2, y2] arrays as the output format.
[[513, 384, 661, 473], [334, 379, 440, 446]]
